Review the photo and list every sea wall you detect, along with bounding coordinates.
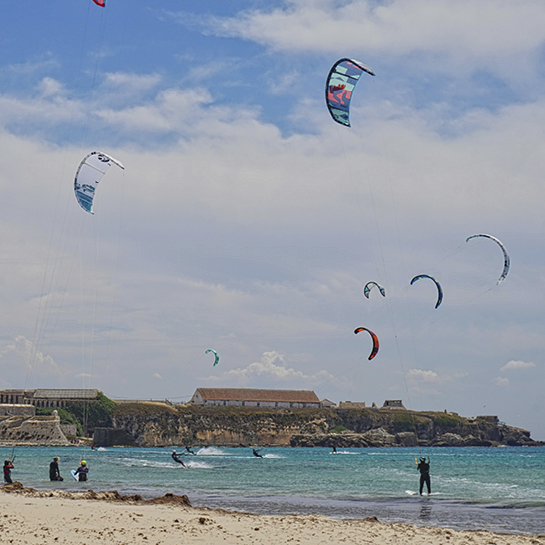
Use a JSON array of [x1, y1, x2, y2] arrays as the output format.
[[102, 404, 543, 448], [0, 414, 69, 446]]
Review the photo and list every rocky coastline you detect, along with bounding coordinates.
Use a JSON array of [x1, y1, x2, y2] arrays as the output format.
[[96, 404, 543, 448], [1, 403, 542, 448]]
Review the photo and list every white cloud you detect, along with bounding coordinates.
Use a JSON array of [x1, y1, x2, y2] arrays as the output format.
[[153, 373, 163, 379], [202, 0, 545, 65], [494, 377, 510, 387], [408, 369, 441, 383], [500, 360, 537, 371], [102, 72, 162, 92], [0, 336, 61, 387], [219, 351, 334, 384]]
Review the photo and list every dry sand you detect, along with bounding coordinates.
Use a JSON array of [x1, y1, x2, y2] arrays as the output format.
[[1, 482, 544, 545]]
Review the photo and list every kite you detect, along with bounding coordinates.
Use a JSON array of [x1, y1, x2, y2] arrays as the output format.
[[465, 234, 510, 285], [363, 281, 386, 299], [93, 0, 106, 6], [410, 275, 443, 309], [354, 327, 379, 360], [325, 58, 375, 127], [74, 151, 124, 214], [205, 349, 219, 367]]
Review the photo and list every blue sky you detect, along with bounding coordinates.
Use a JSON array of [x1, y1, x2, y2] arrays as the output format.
[[1, 0, 545, 440]]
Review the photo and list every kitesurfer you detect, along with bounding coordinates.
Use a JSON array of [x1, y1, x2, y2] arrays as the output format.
[[252, 448, 263, 458], [74, 460, 89, 482], [49, 456, 63, 481], [417, 457, 431, 495], [171, 451, 187, 467], [3, 459, 14, 484], [185, 446, 196, 455]]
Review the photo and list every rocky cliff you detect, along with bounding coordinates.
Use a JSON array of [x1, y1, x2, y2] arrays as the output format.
[[99, 403, 543, 448]]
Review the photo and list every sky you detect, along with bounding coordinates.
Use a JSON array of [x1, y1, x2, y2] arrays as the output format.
[[1, 0, 545, 439]]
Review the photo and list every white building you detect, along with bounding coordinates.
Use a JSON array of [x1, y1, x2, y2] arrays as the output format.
[[189, 388, 321, 409]]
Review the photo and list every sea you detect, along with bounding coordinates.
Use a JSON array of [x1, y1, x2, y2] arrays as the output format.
[[2, 445, 544, 535]]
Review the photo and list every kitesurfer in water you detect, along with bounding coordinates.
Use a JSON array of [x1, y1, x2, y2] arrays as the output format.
[[185, 446, 196, 455], [3, 459, 14, 484], [171, 451, 187, 467], [74, 460, 88, 482], [49, 456, 63, 481], [252, 448, 263, 458], [417, 457, 431, 495]]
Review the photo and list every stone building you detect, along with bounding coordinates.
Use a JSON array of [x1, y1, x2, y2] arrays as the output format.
[[338, 401, 366, 409], [382, 399, 406, 409], [0, 389, 98, 408], [189, 388, 321, 409]]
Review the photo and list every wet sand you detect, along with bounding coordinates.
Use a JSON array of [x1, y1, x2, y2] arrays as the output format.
[[1, 483, 544, 545]]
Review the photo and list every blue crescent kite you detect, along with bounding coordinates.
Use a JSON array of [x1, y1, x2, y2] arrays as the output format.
[[325, 58, 375, 127], [465, 234, 510, 285], [74, 151, 124, 214], [363, 281, 386, 299], [205, 349, 219, 367], [410, 275, 443, 309]]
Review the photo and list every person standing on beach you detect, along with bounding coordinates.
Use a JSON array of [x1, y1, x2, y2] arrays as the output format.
[[74, 460, 89, 482], [417, 457, 431, 495], [49, 456, 63, 481], [3, 459, 14, 484]]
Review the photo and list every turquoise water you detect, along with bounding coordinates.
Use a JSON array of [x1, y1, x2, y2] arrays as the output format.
[[3, 446, 545, 534]]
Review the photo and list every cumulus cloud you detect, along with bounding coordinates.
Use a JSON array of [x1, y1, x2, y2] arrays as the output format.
[[500, 360, 536, 371], [494, 377, 510, 387], [218, 350, 334, 384], [408, 369, 442, 383], [0, 336, 61, 386], [198, 0, 545, 64], [153, 372, 163, 379]]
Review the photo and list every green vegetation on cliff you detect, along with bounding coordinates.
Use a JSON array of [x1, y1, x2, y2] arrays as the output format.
[[37, 392, 116, 437]]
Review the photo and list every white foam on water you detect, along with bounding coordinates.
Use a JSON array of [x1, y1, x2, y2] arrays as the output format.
[[197, 447, 228, 456]]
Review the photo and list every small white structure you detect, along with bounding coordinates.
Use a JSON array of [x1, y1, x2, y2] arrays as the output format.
[[189, 388, 321, 409], [382, 400, 406, 409], [339, 401, 366, 409], [320, 398, 337, 408]]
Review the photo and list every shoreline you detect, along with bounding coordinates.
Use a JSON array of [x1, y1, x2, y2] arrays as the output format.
[[1, 483, 544, 544]]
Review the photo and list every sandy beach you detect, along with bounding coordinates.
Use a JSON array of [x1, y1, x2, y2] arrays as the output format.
[[1, 483, 544, 545]]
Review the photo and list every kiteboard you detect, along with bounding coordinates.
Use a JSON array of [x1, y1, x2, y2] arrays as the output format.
[[70, 469, 78, 481]]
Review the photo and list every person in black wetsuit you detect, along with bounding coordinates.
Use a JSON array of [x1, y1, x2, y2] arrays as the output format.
[[252, 448, 263, 458], [417, 457, 431, 495], [171, 451, 187, 467], [3, 460, 14, 484], [185, 446, 196, 455], [49, 456, 63, 481], [74, 460, 89, 482]]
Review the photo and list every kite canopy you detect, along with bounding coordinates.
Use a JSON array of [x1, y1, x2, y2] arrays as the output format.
[[354, 327, 379, 360], [93, 0, 106, 6], [363, 281, 386, 299], [325, 58, 375, 127], [74, 151, 124, 214], [410, 274, 443, 309], [465, 234, 510, 285], [205, 349, 219, 367]]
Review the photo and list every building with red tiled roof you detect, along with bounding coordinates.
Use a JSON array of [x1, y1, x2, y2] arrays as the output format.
[[189, 388, 321, 409]]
